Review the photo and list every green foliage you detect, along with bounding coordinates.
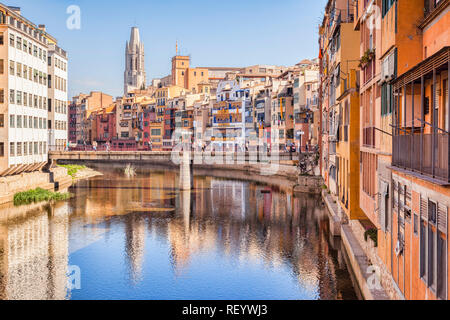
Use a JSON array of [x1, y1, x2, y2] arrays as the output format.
[[58, 164, 86, 178], [14, 188, 72, 206], [359, 49, 376, 68], [364, 228, 378, 247]]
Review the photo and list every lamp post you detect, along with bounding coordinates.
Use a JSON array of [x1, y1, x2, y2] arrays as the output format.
[[296, 130, 305, 153]]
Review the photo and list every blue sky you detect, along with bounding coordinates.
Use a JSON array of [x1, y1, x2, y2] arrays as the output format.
[[8, 0, 327, 98]]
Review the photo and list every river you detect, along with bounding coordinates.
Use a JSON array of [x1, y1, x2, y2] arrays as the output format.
[[0, 165, 358, 300]]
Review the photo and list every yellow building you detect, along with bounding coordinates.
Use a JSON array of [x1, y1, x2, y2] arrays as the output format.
[[336, 70, 365, 220]]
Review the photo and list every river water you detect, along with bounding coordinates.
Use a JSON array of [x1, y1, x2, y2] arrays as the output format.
[[0, 166, 358, 300]]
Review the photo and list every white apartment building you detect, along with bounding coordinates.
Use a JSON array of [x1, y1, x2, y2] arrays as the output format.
[[47, 41, 68, 151], [0, 5, 61, 176]]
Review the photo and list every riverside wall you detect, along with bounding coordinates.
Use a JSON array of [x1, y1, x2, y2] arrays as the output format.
[[0, 167, 72, 205]]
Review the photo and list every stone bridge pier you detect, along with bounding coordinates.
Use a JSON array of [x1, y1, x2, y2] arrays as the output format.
[[179, 151, 194, 191]]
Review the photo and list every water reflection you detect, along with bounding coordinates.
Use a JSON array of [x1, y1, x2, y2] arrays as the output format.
[[0, 202, 70, 300], [0, 167, 357, 300]]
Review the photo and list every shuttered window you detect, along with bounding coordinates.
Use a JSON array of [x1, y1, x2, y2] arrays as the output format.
[[378, 181, 390, 232], [419, 195, 448, 299]]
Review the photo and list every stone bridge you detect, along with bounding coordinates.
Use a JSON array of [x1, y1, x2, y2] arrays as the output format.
[[49, 150, 301, 166], [49, 150, 323, 194]]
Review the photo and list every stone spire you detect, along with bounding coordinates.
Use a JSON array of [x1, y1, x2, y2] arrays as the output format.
[[124, 27, 146, 94]]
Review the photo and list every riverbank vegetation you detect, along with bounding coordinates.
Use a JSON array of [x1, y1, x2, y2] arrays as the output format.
[[57, 164, 86, 178], [14, 188, 72, 206]]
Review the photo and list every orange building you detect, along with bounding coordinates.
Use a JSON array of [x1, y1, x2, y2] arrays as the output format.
[[171, 55, 209, 93], [387, 0, 449, 300], [352, 0, 449, 300]]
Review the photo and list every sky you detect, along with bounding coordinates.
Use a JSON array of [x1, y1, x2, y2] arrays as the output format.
[[7, 0, 328, 98]]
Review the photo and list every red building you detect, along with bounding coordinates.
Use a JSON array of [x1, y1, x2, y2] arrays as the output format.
[[93, 105, 116, 147]]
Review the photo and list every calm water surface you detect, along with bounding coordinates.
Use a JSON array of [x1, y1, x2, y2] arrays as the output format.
[[0, 166, 358, 300]]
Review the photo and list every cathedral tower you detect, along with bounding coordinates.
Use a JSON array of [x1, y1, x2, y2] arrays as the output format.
[[124, 27, 146, 94]]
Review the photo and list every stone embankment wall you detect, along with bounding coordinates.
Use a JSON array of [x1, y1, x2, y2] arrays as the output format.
[[348, 220, 404, 300], [0, 167, 72, 205], [321, 188, 403, 300]]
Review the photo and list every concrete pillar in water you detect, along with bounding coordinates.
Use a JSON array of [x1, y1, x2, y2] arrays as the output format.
[[180, 151, 193, 191]]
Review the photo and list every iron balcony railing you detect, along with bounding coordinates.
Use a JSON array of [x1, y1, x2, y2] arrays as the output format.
[[393, 133, 449, 183]]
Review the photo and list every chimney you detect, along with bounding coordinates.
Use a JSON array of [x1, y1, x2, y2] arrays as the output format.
[[38, 24, 46, 32], [7, 6, 21, 15]]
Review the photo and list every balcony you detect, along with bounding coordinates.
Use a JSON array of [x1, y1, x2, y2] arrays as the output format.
[[425, 0, 448, 18], [393, 134, 449, 184], [391, 46, 449, 184]]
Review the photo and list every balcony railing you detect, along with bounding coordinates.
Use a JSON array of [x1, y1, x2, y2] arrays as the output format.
[[393, 133, 449, 183], [363, 127, 375, 147], [424, 0, 448, 18]]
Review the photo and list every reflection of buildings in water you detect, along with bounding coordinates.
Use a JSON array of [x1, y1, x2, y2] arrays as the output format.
[[163, 178, 346, 298], [168, 184, 217, 275], [66, 169, 355, 299], [124, 214, 146, 285], [0, 202, 70, 300], [210, 179, 248, 220]]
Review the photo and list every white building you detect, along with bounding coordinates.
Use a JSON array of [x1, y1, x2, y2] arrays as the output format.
[[212, 80, 251, 150], [47, 41, 68, 151], [0, 6, 52, 176]]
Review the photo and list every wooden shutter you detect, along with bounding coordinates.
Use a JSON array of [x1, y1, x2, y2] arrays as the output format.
[[393, 182, 398, 211], [438, 203, 447, 234], [379, 181, 389, 232], [378, 184, 385, 231], [420, 195, 428, 220]]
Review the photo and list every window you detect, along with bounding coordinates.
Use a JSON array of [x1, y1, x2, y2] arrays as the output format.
[[437, 232, 447, 299], [9, 114, 14, 128], [23, 116, 27, 128], [9, 33, 14, 47], [382, 0, 395, 17], [0, 33, 3, 45], [0, 89, 3, 103], [16, 91, 22, 105], [0, 142, 3, 157], [23, 142, 27, 156], [16, 115, 22, 128], [428, 200, 437, 224], [414, 214, 419, 236], [0, 114, 3, 127], [9, 60, 14, 75], [16, 142, 22, 156], [10, 142, 15, 156], [419, 197, 448, 298], [381, 84, 393, 115]]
